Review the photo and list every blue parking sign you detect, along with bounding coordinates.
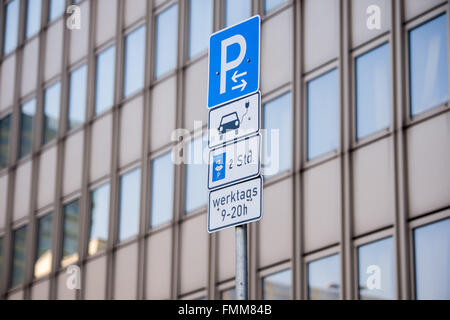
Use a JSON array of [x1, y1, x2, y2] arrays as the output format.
[[208, 15, 260, 108]]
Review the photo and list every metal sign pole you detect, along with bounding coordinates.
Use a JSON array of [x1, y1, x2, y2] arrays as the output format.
[[235, 224, 248, 300]]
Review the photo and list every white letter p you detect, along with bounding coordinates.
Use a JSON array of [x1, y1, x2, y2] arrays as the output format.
[[220, 35, 246, 94]]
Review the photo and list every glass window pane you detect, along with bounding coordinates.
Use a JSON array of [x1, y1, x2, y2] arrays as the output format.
[[119, 168, 141, 242], [95, 46, 116, 115], [409, 14, 448, 116], [124, 26, 146, 98], [61, 199, 79, 267], [189, 0, 213, 58], [356, 43, 390, 139], [68, 64, 87, 130], [414, 218, 450, 300], [307, 69, 339, 160], [225, 0, 251, 27], [263, 92, 292, 177], [43, 82, 61, 144], [26, 0, 42, 39], [19, 99, 36, 159], [0, 115, 11, 169], [264, 0, 286, 13], [10, 226, 27, 288], [49, 0, 65, 22], [155, 4, 178, 79], [358, 237, 395, 300], [221, 288, 236, 300], [308, 254, 340, 300], [262, 269, 292, 300], [151, 152, 174, 227], [34, 213, 52, 279], [3, 0, 19, 55], [0, 237, 3, 279], [185, 136, 208, 213], [89, 183, 110, 255]]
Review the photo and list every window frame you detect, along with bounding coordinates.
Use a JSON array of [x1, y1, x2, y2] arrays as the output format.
[[67, 62, 88, 132], [351, 35, 394, 149], [0, 113, 12, 170], [33, 211, 53, 279], [123, 23, 147, 99], [404, 7, 450, 126], [9, 223, 28, 289], [258, 262, 292, 300], [60, 197, 81, 269], [186, 0, 214, 61]]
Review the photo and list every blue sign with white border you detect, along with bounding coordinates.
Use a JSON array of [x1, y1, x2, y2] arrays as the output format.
[[207, 15, 260, 108]]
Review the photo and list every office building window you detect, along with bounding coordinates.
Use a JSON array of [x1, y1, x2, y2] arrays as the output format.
[[0, 115, 11, 169], [68, 64, 87, 130], [89, 183, 110, 255], [49, 0, 65, 22], [414, 218, 450, 300], [225, 0, 251, 27], [10, 225, 27, 288], [0, 237, 3, 279], [155, 4, 178, 79], [262, 269, 292, 300], [307, 69, 339, 160], [221, 288, 236, 300], [188, 0, 213, 58], [61, 199, 80, 267], [263, 92, 292, 177], [95, 46, 116, 115], [3, 0, 19, 55], [19, 98, 36, 159], [264, 0, 286, 14], [119, 168, 141, 242], [409, 14, 448, 116], [34, 213, 52, 279], [358, 237, 395, 300], [308, 254, 340, 300], [150, 152, 174, 228], [43, 82, 61, 144], [355, 43, 390, 139], [124, 26, 146, 98], [185, 136, 208, 213], [26, 0, 42, 39]]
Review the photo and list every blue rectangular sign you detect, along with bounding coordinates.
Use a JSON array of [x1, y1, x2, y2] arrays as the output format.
[[207, 15, 260, 108]]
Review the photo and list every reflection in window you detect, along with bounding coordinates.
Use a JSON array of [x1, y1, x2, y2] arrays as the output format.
[[0, 115, 11, 169], [19, 99, 36, 159], [89, 183, 110, 255], [358, 237, 395, 300], [10, 226, 27, 288], [355, 43, 390, 139], [307, 69, 339, 160], [188, 0, 213, 58], [185, 136, 208, 213], [155, 4, 178, 79], [414, 218, 450, 300], [221, 288, 236, 300], [49, 0, 65, 22], [61, 200, 79, 267], [263, 92, 292, 178], [124, 26, 146, 98], [34, 213, 52, 279], [262, 269, 292, 300], [26, 0, 42, 39], [68, 64, 87, 130], [225, 0, 251, 27], [409, 14, 448, 116], [119, 168, 141, 242], [308, 254, 340, 300], [264, 0, 286, 13], [3, 0, 19, 55], [151, 152, 174, 227], [95, 46, 116, 115], [43, 82, 61, 144]]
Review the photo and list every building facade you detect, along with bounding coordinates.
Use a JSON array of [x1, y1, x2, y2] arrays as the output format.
[[0, 0, 449, 300]]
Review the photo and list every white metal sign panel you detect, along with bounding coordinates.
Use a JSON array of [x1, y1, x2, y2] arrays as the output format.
[[208, 134, 260, 190], [207, 176, 263, 233], [208, 92, 260, 148]]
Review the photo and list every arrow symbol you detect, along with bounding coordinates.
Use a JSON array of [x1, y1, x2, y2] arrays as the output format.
[[231, 70, 247, 83], [232, 79, 247, 91]]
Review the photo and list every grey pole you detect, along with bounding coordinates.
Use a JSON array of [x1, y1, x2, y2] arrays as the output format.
[[235, 224, 248, 300]]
